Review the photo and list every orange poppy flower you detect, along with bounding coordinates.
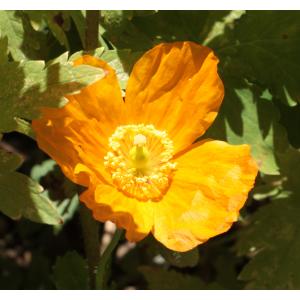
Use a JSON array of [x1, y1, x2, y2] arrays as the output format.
[[32, 41, 258, 252]]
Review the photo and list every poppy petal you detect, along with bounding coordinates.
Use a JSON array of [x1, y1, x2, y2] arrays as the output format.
[[81, 183, 154, 241], [125, 41, 224, 154], [32, 55, 124, 186], [69, 55, 125, 135], [152, 140, 258, 252]]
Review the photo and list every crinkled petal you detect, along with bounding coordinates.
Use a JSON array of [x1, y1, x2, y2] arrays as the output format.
[[32, 55, 124, 186], [152, 140, 258, 252], [81, 183, 154, 241], [69, 55, 125, 135], [125, 42, 224, 154]]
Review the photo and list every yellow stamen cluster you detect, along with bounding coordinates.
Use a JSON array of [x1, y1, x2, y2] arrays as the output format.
[[104, 124, 176, 201]]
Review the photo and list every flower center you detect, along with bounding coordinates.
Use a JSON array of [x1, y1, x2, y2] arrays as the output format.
[[104, 124, 176, 201]]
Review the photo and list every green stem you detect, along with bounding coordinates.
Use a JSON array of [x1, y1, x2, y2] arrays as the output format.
[[79, 204, 100, 289], [79, 12, 101, 289], [85, 11, 99, 50], [79, 10, 121, 290], [96, 229, 124, 289]]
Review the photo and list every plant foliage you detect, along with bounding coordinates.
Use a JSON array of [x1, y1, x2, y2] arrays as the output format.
[[0, 10, 299, 290]]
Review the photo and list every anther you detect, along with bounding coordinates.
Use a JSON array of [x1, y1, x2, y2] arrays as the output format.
[[104, 124, 176, 201]]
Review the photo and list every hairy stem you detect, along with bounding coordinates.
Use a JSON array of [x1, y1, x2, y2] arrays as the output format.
[[80, 11, 122, 290], [78, 11, 101, 290], [97, 229, 124, 289], [79, 204, 100, 289], [85, 11, 99, 50]]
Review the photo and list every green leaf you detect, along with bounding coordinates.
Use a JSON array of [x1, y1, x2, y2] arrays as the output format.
[[101, 11, 230, 50], [30, 159, 56, 182], [54, 195, 79, 234], [69, 11, 86, 47], [14, 117, 36, 139], [157, 244, 199, 268], [202, 12, 300, 176], [0, 147, 23, 173], [0, 142, 62, 226], [0, 58, 105, 133], [214, 11, 300, 105], [0, 10, 27, 60], [212, 250, 243, 289], [237, 196, 300, 289], [131, 11, 158, 17], [0, 34, 8, 64], [45, 12, 71, 49], [30, 159, 79, 232], [252, 174, 284, 201], [0, 172, 62, 225], [52, 251, 89, 289], [139, 266, 205, 289], [277, 147, 300, 193], [203, 10, 245, 45], [23, 252, 53, 289], [225, 88, 287, 175], [47, 51, 69, 66], [204, 13, 298, 177], [205, 81, 288, 175], [101, 10, 133, 36], [277, 102, 300, 149], [25, 11, 71, 50], [70, 48, 142, 90], [100, 49, 142, 89], [24, 11, 47, 31], [0, 11, 43, 61], [237, 146, 300, 288]]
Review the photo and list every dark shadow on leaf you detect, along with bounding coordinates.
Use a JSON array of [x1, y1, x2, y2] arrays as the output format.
[[13, 11, 48, 61], [102, 11, 230, 51]]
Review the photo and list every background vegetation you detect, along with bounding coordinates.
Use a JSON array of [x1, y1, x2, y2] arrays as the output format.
[[0, 10, 300, 289]]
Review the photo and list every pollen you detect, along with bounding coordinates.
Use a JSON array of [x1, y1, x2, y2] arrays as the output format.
[[104, 124, 177, 201]]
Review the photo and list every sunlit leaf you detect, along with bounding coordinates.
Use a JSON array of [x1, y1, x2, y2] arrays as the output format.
[[203, 10, 245, 45], [100, 49, 142, 89], [31, 159, 79, 232], [0, 11, 43, 61], [0, 9, 299, 290], [0, 58, 105, 133], [0, 147, 23, 173], [206, 81, 288, 175], [70, 48, 141, 89], [0, 172, 63, 225]]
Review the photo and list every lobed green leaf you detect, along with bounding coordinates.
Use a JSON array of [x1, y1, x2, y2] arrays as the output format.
[[0, 171, 63, 225], [52, 251, 89, 289], [0, 58, 105, 133]]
